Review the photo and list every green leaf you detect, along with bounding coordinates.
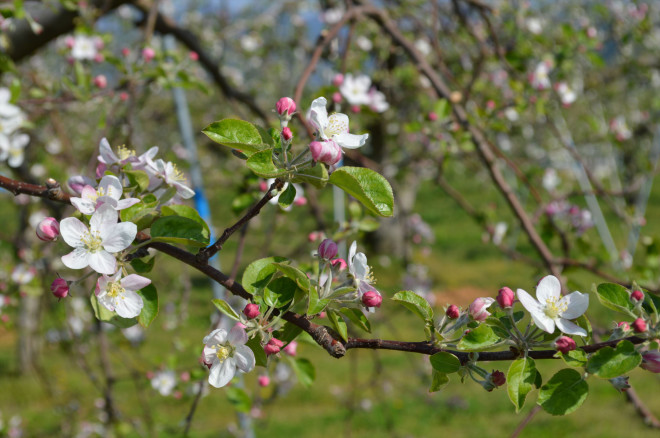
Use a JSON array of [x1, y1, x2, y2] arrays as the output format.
[[327, 309, 348, 341], [278, 183, 296, 209], [308, 287, 330, 315], [586, 340, 642, 379], [203, 119, 269, 155], [358, 217, 380, 232], [120, 203, 160, 230], [430, 352, 461, 374], [433, 99, 451, 119], [246, 337, 267, 367], [507, 357, 538, 412], [263, 277, 297, 309], [161, 205, 210, 239], [212, 299, 240, 321], [246, 149, 287, 178], [124, 170, 150, 192], [226, 387, 251, 413], [90, 293, 137, 328], [457, 325, 500, 351], [339, 308, 371, 333], [391, 291, 433, 323], [275, 322, 303, 344], [272, 263, 310, 290], [291, 164, 329, 189], [255, 125, 275, 147], [130, 257, 155, 274], [596, 283, 635, 316], [429, 370, 450, 392], [291, 358, 315, 388], [241, 256, 287, 295], [137, 284, 158, 328], [329, 166, 394, 217], [150, 215, 209, 247], [538, 369, 589, 415], [560, 349, 588, 368]]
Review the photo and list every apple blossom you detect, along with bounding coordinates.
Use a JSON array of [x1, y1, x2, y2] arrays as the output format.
[[632, 318, 647, 333], [283, 341, 297, 356], [275, 97, 296, 117], [202, 325, 255, 388], [496, 287, 515, 309], [142, 47, 156, 62], [50, 278, 69, 298], [530, 61, 552, 90], [60, 205, 137, 275], [258, 375, 270, 387], [368, 88, 389, 113], [348, 241, 382, 311], [318, 239, 338, 260], [243, 303, 260, 319], [281, 126, 293, 141], [308, 97, 369, 150], [309, 140, 342, 166], [332, 73, 344, 87], [71, 175, 140, 215], [95, 271, 150, 318], [98, 137, 158, 170], [69, 35, 101, 61], [362, 290, 382, 308], [0, 88, 25, 135], [11, 264, 36, 285], [339, 74, 372, 105], [446, 304, 460, 319], [93, 75, 107, 89], [145, 158, 195, 199], [151, 370, 176, 396], [469, 297, 495, 322], [555, 336, 577, 354], [517, 275, 589, 336], [36, 217, 60, 241], [0, 132, 30, 168]]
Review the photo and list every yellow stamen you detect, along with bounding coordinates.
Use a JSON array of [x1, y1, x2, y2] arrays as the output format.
[[544, 297, 567, 319], [215, 345, 231, 362], [81, 230, 103, 252], [116, 145, 136, 161], [106, 282, 125, 299]]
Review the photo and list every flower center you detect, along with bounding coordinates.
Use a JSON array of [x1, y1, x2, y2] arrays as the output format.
[[82, 230, 103, 252], [106, 282, 125, 299], [116, 145, 135, 161], [215, 344, 232, 362], [544, 297, 567, 319], [326, 115, 348, 137], [168, 163, 187, 183]]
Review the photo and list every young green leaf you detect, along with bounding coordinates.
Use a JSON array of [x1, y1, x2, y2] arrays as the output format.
[[538, 369, 589, 416], [327, 309, 348, 341], [596, 283, 635, 316], [242, 257, 288, 295], [585, 340, 641, 379], [429, 370, 450, 392], [212, 299, 240, 321], [507, 357, 538, 412], [457, 325, 499, 351], [203, 119, 269, 155], [137, 284, 158, 328], [392, 291, 433, 323], [150, 215, 210, 247], [339, 308, 371, 333], [246, 149, 287, 178], [278, 183, 296, 209], [430, 352, 461, 374], [329, 166, 394, 217]]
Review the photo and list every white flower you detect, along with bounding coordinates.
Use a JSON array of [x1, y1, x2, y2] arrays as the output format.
[[517, 275, 589, 336], [339, 74, 372, 106], [322, 7, 344, 24], [60, 205, 137, 275], [71, 175, 140, 215], [11, 264, 36, 285], [526, 18, 543, 34], [97, 137, 158, 169], [95, 271, 149, 318], [151, 370, 177, 396], [0, 88, 25, 135], [309, 97, 369, 149], [610, 116, 632, 141], [556, 82, 577, 106], [355, 36, 373, 51], [348, 241, 381, 311], [542, 168, 560, 191], [0, 132, 29, 167], [492, 222, 507, 245], [530, 61, 552, 90], [414, 38, 432, 56], [368, 88, 389, 113], [70, 35, 99, 60], [145, 158, 195, 199], [202, 325, 255, 388]]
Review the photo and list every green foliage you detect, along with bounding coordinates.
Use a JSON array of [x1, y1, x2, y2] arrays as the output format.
[[457, 325, 499, 351], [150, 215, 210, 247], [429, 352, 461, 374], [339, 308, 371, 333], [329, 166, 394, 217], [391, 291, 433, 324], [507, 357, 538, 412], [137, 284, 159, 328], [585, 340, 641, 379], [241, 256, 287, 296], [246, 149, 287, 178], [212, 298, 240, 321], [429, 370, 450, 392], [327, 309, 348, 341], [537, 369, 589, 416], [203, 119, 270, 155], [595, 283, 635, 316]]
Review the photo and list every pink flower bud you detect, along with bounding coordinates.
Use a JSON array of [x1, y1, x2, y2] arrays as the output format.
[[428, 112, 438, 121], [259, 180, 268, 192], [65, 36, 75, 49], [310, 140, 342, 165], [243, 303, 260, 319], [490, 370, 506, 387], [332, 73, 344, 87], [633, 318, 647, 333], [641, 350, 660, 373], [318, 239, 338, 260], [362, 290, 382, 308], [121, 47, 130, 57], [146, 371, 155, 379], [36, 217, 60, 241], [96, 162, 107, 178], [142, 47, 155, 62], [269, 338, 284, 348], [555, 336, 577, 354], [469, 297, 494, 322], [617, 321, 630, 331], [319, 311, 327, 318], [446, 304, 460, 319], [496, 287, 515, 309], [332, 92, 342, 103], [275, 97, 296, 116], [258, 375, 270, 387], [119, 92, 129, 101], [351, 105, 361, 113], [180, 371, 190, 382], [282, 127, 293, 141], [264, 338, 281, 356], [189, 51, 199, 61], [174, 390, 182, 399], [308, 231, 319, 242], [294, 197, 307, 206], [50, 277, 69, 299], [331, 258, 347, 272], [93, 74, 107, 89], [283, 341, 297, 356], [94, 53, 104, 63], [631, 290, 644, 302], [486, 100, 496, 110], [234, 322, 247, 330]]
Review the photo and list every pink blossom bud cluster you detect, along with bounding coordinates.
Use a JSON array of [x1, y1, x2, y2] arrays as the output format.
[[275, 97, 296, 127], [362, 290, 382, 308], [310, 141, 342, 166], [496, 287, 515, 309], [243, 303, 260, 319], [632, 318, 647, 333], [469, 297, 494, 322], [446, 305, 460, 319], [264, 338, 283, 355], [630, 290, 644, 302], [36, 217, 60, 241], [51, 278, 69, 299], [555, 336, 576, 354]]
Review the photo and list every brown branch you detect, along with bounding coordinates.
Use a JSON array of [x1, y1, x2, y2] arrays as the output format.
[[0, 176, 71, 203], [624, 385, 660, 429], [196, 179, 284, 263]]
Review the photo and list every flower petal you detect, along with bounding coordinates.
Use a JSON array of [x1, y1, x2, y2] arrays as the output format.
[[60, 217, 88, 248], [90, 205, 118, 231], [99, 175, 123, 201], [531, 311, 556, 334], [114, 290, 144, 318], [71, 197, 96, 215], [203, 328, 227, 346], [333, 132, 369, 149], [234, 345, 256, 373], [62, 247, 90, 270], [208, 358, 236, 388], [555, 318, 587, 336], [517, 288, 555, 333], [115, 198, 141, 210], [536, 275, 561, 303], [227, 325, 248, 345], [88, 251, 117, 275], [309, 97, 329, 133], [121, 274, 151, 292], [560, 291, 589, 320], [102, 222, 137, 253], [98, 137, 118, 164], [352, 252, 369, 280]]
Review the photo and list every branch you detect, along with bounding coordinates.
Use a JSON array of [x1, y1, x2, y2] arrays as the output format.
[[0, 176, 71, 203]]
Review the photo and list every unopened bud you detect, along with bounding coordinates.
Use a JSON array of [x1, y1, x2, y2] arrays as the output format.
[[331, 258, 347, 272], [617, 321, 630, 331], [446, 304, 460, 319], [243, 303, 260, 319], [294, 197, 307, 206], [490, 370, 506, 387], [310, 140, 342, 165], [36, 217, 60, 241], [258, 375, 270, 387], [555, 336, 577, 354], [264, 338, 283, 356], [189, 51, 199, 61], [609, 375, 630, 392], [332, 92, 342, 103], [332, 74, 344, 87], [275, 97, 296, 117], [282, 127, 293, 141], [121, 47, 130, 57], [51, 277, 69, 299], [93, 74, 107, 89], [283, 341, 297, 356], [428, 112, 438, 121], [641, 350, 660, 373], [318, 239, 338, 260], [631, 290, 644, 302], [469, 297, 495, 322], [632, 318, 647, 333], [142, 47, 156, 62], [362, 290, 382, 308], [496, 287, 515, 309]]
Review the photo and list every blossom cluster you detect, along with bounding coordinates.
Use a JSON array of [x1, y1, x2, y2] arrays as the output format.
[[0, 88, 29, 168]]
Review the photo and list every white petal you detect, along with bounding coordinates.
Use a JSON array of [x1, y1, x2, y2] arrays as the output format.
[[99, 175, 123, 201], [531, 311, 556, 334], [203, 328, 227, 346], [62, 248, 90, 270], [97, 294, 115, 311], [234, 345, 255, 373], [334, 132, 369, 149], [90, 205, 118, 231], [173, 182, 195, 199], [516, 288, 550, 331], [309, 97, 329, 131], [203, 346, 216, 364], [115, 198, 140, 210], [88, 251, 117, 275], [102, 222, 137, 253], [12, 133, 29, 148], [560, 291, 589, 320], [71, 197, 97, 215], [7, 151, 24, 168], [98, 137, 118, 164], [348, 241, 357, 266], [227, 325, 248, 345], [555, 318, 587, 336], [60, 217, 88, 248], [352, 252, 369, 280], [121, 274, 151, 292], [114, 291, 144, 318], [208, 358, 236, 388], [536, 275, 561, 303]]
